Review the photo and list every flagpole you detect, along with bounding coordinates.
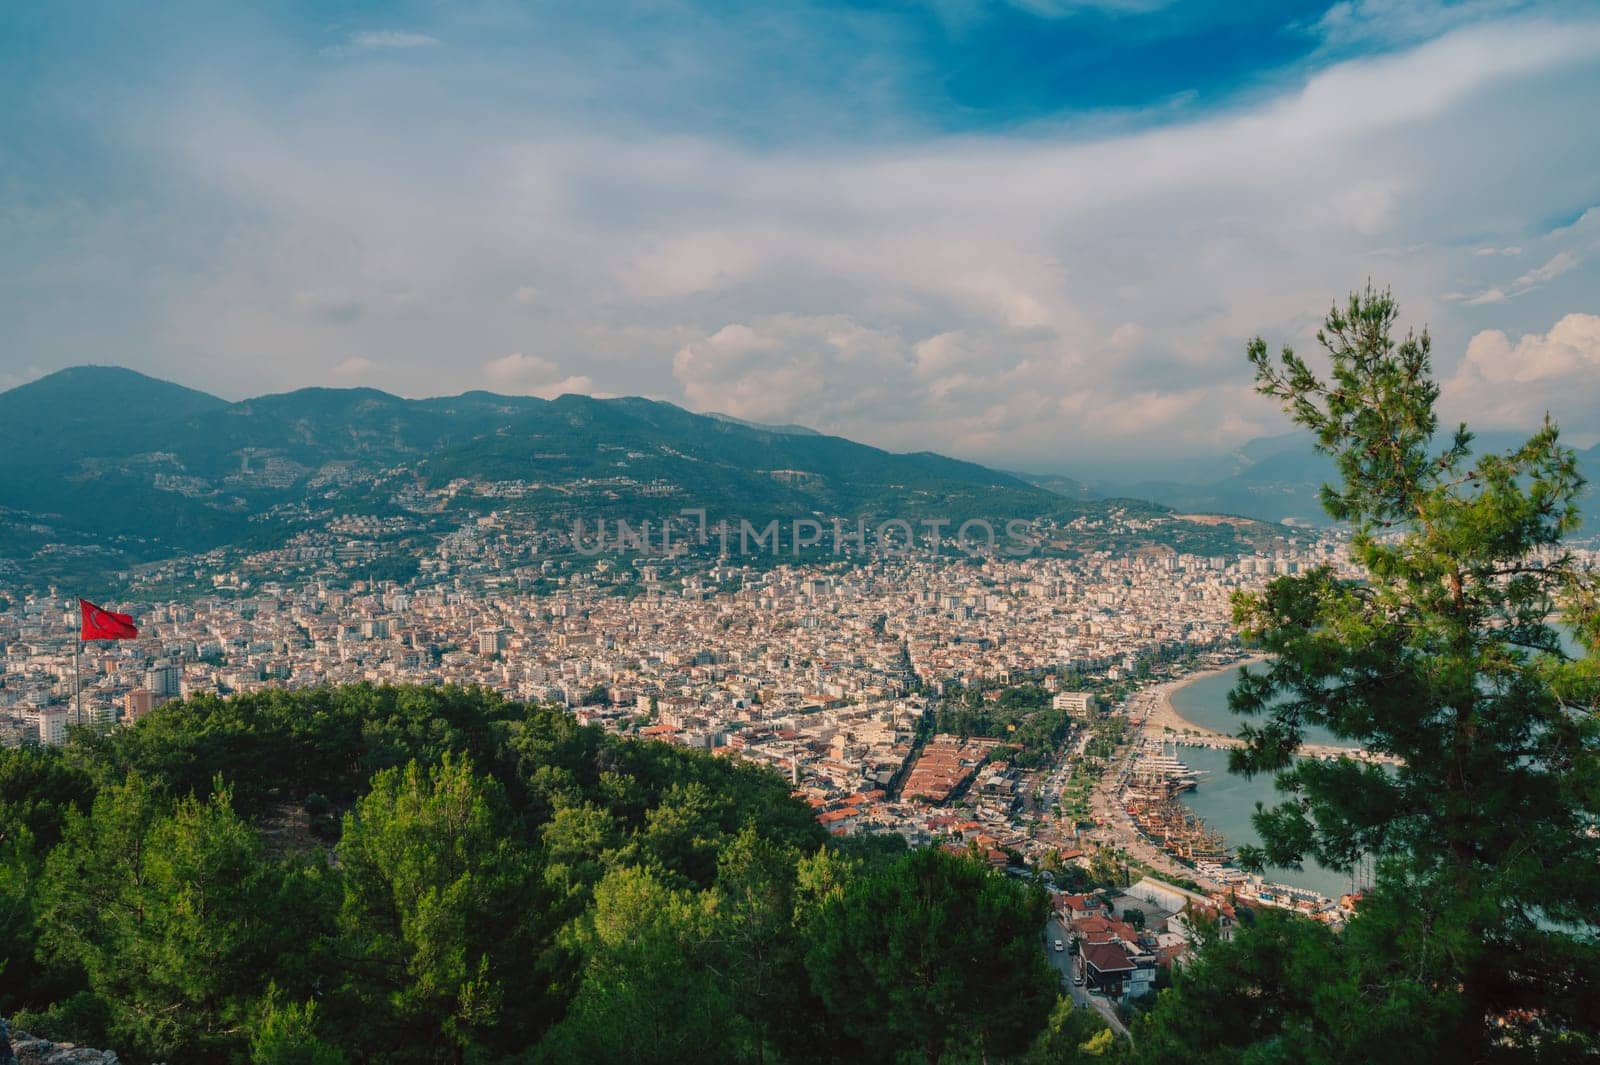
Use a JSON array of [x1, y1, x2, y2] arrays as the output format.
[[74, 638, 83, 727]]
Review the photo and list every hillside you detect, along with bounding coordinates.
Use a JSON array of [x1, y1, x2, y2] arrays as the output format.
[[422, 392, 1065, 520], [0, 367, 1288, 589], [0, 684, 1083, 1064]]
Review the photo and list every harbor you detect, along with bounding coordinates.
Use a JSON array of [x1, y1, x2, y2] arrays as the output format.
[[1115, 737, 1357, 915], [1116, 738, 1231, 866], [1120, 661, 1375, 908]]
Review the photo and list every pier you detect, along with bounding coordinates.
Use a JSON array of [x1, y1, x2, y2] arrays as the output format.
[[1160, 732, 1401, 765], [1117, 739, 1231, 865], [1133, 674, 1403, 767]]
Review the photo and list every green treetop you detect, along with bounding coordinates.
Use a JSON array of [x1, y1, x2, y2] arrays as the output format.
[[805, 846, 1057, 1065], [1152, 286, 1600, 1061]]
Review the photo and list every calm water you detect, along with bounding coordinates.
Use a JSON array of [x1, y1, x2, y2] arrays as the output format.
[[1166, 663, 1353, 750], [1167, 635, 1590, 899], [1166, 664, 1357, 899], [1173, 744, 1356, 900]]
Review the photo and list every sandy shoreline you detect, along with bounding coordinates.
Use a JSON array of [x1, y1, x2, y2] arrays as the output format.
[[1133, 655, 1271, 745], [1135, 656, 1395, 763]]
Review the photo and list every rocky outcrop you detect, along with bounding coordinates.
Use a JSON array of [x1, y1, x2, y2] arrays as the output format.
[[0, 1019, 120, 1065]]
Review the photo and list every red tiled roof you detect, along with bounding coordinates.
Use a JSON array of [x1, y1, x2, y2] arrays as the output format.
[[1082, 941, 1136, 974], [1106, 920, 1141, 942], [1155, 944, 1186, 968]]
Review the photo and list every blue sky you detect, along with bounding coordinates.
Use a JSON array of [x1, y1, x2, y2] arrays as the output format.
[[3, 0, 1599, 474]]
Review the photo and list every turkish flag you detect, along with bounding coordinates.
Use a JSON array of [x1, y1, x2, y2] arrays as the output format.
[[79, 599, 139, 641]]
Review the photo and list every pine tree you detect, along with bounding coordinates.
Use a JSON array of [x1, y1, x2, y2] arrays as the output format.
[[36, 775, 301, 1059], [1188, 286, 1600, 1060], [333, 753, 558, 1063], [805, 846, 1057, 1064]]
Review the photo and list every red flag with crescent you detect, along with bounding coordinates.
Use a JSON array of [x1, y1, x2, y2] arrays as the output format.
[[79, 599, 139, 641]]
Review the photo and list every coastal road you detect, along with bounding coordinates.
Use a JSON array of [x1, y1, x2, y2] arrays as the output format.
[[1086, 740, 1227, 893], [1043, 917, 1129, 1040]]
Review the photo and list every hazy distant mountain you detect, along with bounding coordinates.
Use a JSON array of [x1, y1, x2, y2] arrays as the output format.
[[1011, 471, 1096, 500], [0, 366, 1290, 587], [705, 412, 822, 436], [1071, 429, 1600, 527]]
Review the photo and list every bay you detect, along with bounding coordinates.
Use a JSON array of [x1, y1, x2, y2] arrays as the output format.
[[1165, 663, 1358, 900], [1166, 663, 1353, 750], [1163, 635, 1586, 901], [1173, 744, 1357, 900]]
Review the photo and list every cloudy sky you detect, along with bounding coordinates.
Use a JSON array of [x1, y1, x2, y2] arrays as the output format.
[[4, 0, 1599, 477]]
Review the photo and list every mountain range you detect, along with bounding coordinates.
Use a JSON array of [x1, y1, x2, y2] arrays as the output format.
[[1026, 430, 1600, 528], [0, 366, 1290, 591]]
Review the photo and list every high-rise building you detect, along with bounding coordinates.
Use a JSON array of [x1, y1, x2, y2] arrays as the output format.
[[38, 707, 70, 747], [145, 663, 180, 698], [125, 689, 155, 721]]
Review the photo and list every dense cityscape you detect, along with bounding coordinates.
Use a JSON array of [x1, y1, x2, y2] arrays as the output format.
[[5, 1, 1599, 1060], [3, 536, 1360, 875], [7, 509, 1591, 1056]]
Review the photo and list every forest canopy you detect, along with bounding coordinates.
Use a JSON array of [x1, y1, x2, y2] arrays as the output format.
[[0, 684, 1072, 1064]]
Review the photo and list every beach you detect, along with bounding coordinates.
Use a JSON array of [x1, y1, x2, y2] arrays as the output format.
[[1139, 657, 1394, 763], [1132, 655, 1269, 747]]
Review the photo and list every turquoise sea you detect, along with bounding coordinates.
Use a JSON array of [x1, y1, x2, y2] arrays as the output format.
[[1172, 744, 1357, 900], [1165, 664, 1350, 749], [1165, 636, 1588, 900], [1165, 664, 1358, 899]]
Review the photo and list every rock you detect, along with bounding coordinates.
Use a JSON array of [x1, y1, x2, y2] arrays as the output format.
[[2, 1026, 118, 1065]]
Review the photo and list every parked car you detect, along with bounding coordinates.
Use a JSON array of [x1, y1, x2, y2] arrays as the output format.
[[1054, 939, 1065, 952]]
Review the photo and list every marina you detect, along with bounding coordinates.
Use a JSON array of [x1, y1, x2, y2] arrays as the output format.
[[1118, 739, 1231, 865], [1122, 670, 1369, 909]]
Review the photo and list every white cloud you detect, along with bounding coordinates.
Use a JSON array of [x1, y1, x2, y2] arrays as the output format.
[[484, 352, 557, 384], [349, 31, 438, 51], [1513, 250, 1579, 288], [673, 315, 911, 426], [483, 353, 594, 398], [667, 311, 1267, 461], [331, 355, 377, 377], [1443, 313, 1600, 429], [1309, 0, 1530, 49], [28, 10, 1600, 469], [1452, 248, 1583, 305]]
